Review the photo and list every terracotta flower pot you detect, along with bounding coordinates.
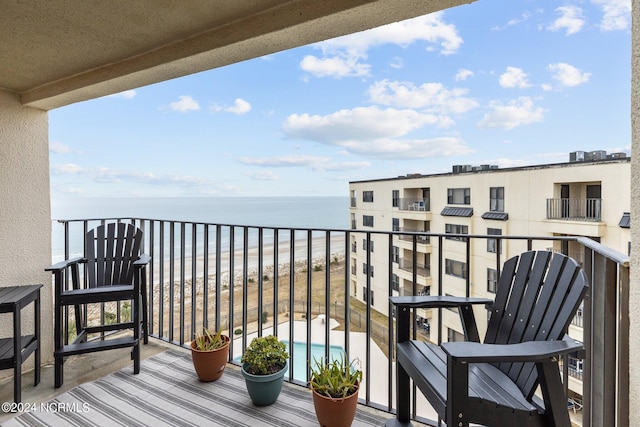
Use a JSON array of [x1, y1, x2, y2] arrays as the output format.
[[190, 335, 230, 382], [311, 383, 359, 427]]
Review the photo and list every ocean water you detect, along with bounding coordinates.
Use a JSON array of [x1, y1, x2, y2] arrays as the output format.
[[51, 196, 349, 229], [51, 196, 350, 262]]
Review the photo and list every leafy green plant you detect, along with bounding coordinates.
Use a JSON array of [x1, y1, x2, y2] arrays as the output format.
[[241, 335, 288, 375], [193, 328, 227, 351], [234, 328, 243, 335], [310, 354, 362, 399]]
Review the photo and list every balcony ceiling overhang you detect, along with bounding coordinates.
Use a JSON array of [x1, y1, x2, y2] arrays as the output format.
[[1, 0, 475, 111]]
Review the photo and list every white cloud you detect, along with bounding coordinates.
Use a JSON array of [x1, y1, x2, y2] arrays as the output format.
[[106, 90, 137, 99], [548, 63, 591, 87], [244, 171, 280, 181], [282, 106, 473, 159], [225, 98, 252, 115], [547, 6, 585, 35], [239, 155, 331, 168], [507, 11, 533, 27], [592, 0, 631, 31], [300, 55, 370, 78], [367, 80, 478, 119], [499, 67, 531, 89], [283, 106, 439, 143], [169, 95, 200, 112], [455, 69, 474, 81], [238, 155, 371, 172], [50, 141, 73, 154], [389, 57, 404, 69], [477, 97, 546, 130], [50, 163, 215, 188], [300, 13, 462, 79], [51, 163, 84, 174], [337, 137, 473, 159]]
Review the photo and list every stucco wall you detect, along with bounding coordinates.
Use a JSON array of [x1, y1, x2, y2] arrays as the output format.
[[631, 0, 640, 423], [0, 89, 53, 375]]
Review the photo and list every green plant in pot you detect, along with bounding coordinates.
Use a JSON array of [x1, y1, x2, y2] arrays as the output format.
[[310, 354, 362, 427], [240, 335, 288, 406], [190, 328, 230, 382]]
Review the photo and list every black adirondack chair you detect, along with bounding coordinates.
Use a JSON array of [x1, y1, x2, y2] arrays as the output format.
[[387, 250, 588, 427], [46, 223, 151, 388]]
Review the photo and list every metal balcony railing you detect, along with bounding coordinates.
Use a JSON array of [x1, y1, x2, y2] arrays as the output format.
[[397, 198, 430, 212], [546, 198, 602, 221], [52, 218, 629, 427], [398, 257, 430, 277], [398, 227, 430, 244]]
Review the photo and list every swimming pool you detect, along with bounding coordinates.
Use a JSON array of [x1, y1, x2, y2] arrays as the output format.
[[237, 340, 346, 383], [285, 340, 346, 382]]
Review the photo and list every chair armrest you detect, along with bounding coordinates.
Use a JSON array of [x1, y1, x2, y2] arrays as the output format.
[[46, 256, 85, 272], [389, 295, 492, 309], [442, 335, 583, 363], [133, 254, 151, 267]]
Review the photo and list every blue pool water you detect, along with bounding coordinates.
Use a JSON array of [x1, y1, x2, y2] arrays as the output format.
[[285, 340, 346, 382], [237, 340, 346, 382]]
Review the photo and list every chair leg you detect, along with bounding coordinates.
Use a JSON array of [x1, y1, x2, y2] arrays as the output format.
[[54, 285, 64, 389], [385, 362, 413, 427], [141, 275, 149, 344], [54, 356, 64, 389], [132, 292, 141, 375]]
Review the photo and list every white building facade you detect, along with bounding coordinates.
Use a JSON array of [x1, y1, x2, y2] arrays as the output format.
[[349, 156, 631, 400]]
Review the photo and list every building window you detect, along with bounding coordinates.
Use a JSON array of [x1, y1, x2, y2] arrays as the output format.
[[490, 187, 504, 212], [363, 191, 374, 202], [487, 268, 497, 293], [447, 328, 465, 342], [362, 263, 374, 277], [392, 246, 399, 263], [445, 223, 469, 241], [363, 238, 374, 252], [392, 218, 400, 231], [445, 259, 467, 279], [568, 355, 584, 380], [363, 215, 374, 227], [351, 241, 357, 253], [487, 228, 502, 253], [392, 190, 399, 207], [447, 188, 470, 205], [362, 287, 375, 305], [391, 274, 399, 291]]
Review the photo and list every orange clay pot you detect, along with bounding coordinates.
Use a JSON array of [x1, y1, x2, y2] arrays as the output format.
[[190, 335, 230, 382]]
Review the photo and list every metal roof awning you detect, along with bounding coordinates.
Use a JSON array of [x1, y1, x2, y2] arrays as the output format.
[[441, 207, 473, 217], [482, 212, 509, 221], [619, 212, 630, 228]]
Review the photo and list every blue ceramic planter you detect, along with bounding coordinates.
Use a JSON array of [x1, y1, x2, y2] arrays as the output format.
[[241, 361, 288, 406]]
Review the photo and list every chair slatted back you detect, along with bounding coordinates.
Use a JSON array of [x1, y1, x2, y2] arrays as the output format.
[[85, 223, 143, 287], [484, 250, 587, 399]]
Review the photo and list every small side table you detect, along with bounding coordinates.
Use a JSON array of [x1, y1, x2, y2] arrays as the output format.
[[0, 285, 43, 403]]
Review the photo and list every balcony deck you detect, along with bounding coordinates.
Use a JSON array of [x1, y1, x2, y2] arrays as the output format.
[[30, 217, 629, 427], [0, 337, 404, 426]]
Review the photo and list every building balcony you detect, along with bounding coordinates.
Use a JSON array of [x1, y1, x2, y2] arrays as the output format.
[[397, 198, 430, 212], [398, 257, 431, 278], [4, 217, 628, 427], [546, 198, 602, 221], [397, 228, 431, 245]]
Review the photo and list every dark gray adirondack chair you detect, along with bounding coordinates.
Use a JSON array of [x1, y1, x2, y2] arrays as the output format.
[[46, 223, 151, 388], [387, 251, 588, 427]]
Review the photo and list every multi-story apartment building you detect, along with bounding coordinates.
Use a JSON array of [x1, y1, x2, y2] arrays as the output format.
[[349, 153, 630, 402]]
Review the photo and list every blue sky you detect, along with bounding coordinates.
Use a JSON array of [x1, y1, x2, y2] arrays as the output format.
[[49, 0, 631, 199]]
